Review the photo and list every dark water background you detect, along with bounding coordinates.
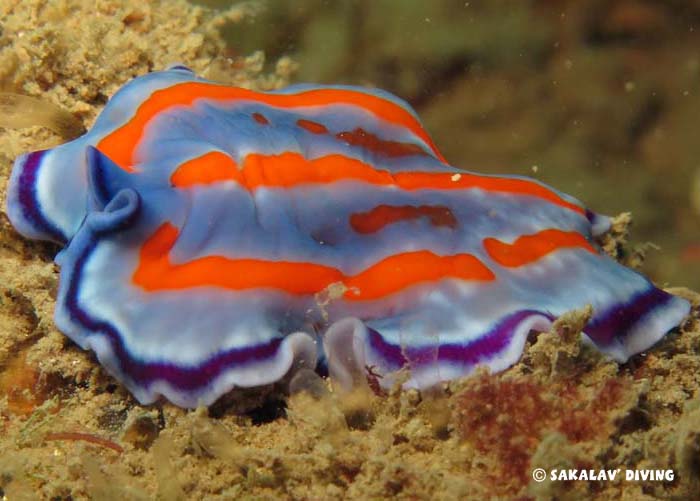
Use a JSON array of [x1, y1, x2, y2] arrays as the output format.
[[199, 0, 700, 289]]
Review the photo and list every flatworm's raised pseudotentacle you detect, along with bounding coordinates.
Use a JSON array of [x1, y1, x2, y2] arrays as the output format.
[[6, 67, 690, 407]]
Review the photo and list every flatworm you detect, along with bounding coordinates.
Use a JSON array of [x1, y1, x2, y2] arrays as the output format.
[[5, 66, 690, 408]]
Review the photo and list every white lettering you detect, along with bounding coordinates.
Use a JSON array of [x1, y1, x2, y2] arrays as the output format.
[[549, 468, 673, 482], [602, 469, 620, 481], [625, 469, 675, 481], [549, 469, 621, 481]]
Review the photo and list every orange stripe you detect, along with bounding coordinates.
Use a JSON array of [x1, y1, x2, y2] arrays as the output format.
[[296, 121, 430, 157], [350, 204, 457, 234], [133, 223, 494, 300], [392, 171, 585, 215], [343, 251, 494, 300], [296, 119, 328, 134], [242, 152, 390, 189], [170, 151, 241, 187], [133, 223, 342, 294], [167, 151, 585, 215], [97, 82, 445, 171], [483, 229, 595, 268], [335, 127, 429, 157], [244, 153, 584, 215]]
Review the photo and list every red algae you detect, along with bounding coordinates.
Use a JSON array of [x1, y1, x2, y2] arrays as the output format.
[[454, 372, 636, 493], [455, 374, 549, 489]]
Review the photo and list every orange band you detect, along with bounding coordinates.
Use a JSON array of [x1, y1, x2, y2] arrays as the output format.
[[484, 229, 595, 267], [97, 82, 445, 170], [170, 151, 241, 187], [350, 204, 457, 234], [168, 151, 585, 215], [133, 223, 495, 300]]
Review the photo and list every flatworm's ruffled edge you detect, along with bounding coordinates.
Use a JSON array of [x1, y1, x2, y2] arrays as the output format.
[[324, 289, 690, 391], [324, 314, 552, 391], [584, 286, 690, 359], [53, 188, 318, 408], [586, 209, 611, 237], [6, 150, 67, 243]]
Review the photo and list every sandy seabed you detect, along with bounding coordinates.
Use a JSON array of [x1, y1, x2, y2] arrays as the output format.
[[0, 1, 699, 499]]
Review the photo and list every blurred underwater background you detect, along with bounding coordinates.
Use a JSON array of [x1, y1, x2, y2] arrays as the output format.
[[199, 0, 700, 289]]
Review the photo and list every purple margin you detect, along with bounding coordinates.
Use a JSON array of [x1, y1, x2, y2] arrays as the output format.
[[367, 310, 550, 369], [66, 238, 284, 392], [367, 286, 676, 369], [585, 286, 674, 345], [17, 150, 67, 243]]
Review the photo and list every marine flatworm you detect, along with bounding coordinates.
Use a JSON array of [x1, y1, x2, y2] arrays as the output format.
[[5, 66, 690, 407]]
